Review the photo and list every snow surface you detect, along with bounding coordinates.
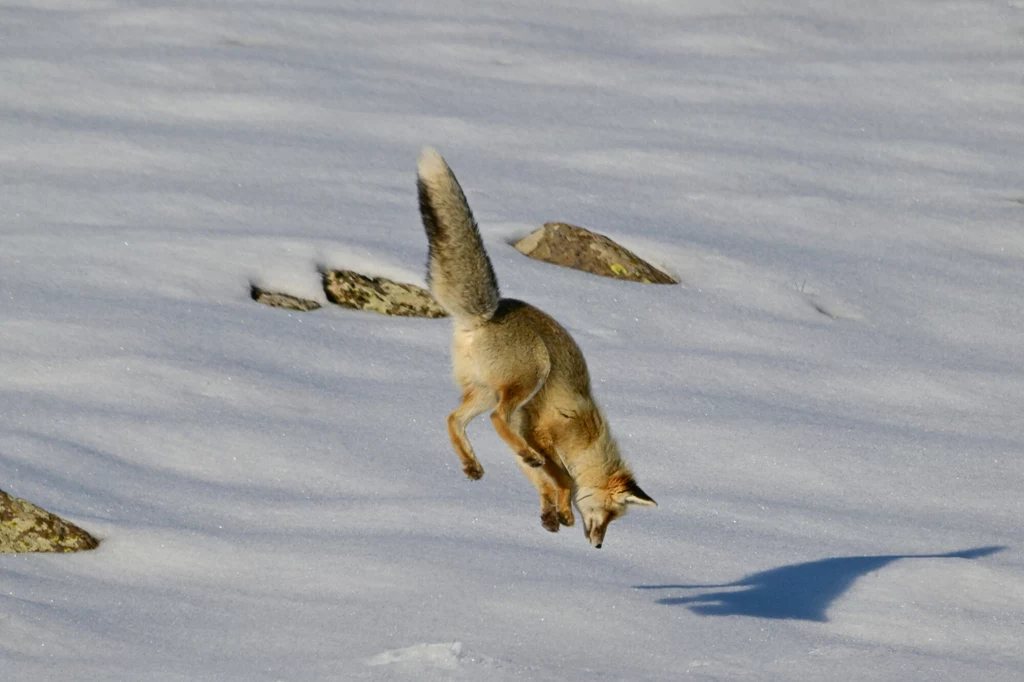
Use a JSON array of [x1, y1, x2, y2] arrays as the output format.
[[2, 0, 1023, 680]]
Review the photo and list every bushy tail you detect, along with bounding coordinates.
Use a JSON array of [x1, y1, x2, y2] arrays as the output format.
[[417, 147, 500, 323]]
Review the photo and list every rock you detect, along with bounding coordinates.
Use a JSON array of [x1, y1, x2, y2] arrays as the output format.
[[321, 269, 447, 318], [513, 222, 676, 284], [1, 489, 99, 553], [250, 285, 322, 311]]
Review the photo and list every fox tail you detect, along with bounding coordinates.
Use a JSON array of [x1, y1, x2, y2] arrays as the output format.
[[417, 147, 500, 324]]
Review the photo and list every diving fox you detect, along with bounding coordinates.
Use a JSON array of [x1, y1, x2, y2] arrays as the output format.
[[417, 147, 656, 548]]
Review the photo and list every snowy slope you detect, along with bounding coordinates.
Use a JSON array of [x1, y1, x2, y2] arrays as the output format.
[[2, 0, 1023, 680]]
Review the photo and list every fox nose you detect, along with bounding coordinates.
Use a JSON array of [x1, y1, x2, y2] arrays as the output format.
[[594, 543, 602, 549]]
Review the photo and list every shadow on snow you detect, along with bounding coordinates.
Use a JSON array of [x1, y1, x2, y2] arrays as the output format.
[[634, 545, 1004, 622]]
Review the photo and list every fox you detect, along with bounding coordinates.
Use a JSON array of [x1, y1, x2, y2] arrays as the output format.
[[416, 147, 657, 549]]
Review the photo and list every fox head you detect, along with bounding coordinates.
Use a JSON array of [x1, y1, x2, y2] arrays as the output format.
[[574, 475, 657, 549]]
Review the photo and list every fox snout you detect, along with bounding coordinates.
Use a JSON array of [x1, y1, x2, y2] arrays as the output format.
[[584, 519, 608, 549], [580, 508, 612, 549]]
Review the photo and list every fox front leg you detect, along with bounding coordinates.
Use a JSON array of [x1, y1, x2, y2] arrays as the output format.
[[490, 384, 546, 468]]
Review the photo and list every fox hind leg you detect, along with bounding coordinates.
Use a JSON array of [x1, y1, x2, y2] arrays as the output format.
[[446, 386, 497, 480]]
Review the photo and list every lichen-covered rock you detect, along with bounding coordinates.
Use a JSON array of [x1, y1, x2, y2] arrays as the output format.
[[250, 286, 322, 312], [0, 489, 99, 553], [322, 269, 447, 318], [514, 222, 677, 284]]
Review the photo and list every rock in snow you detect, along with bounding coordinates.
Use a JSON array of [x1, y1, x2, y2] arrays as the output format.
[[0, 489, 98, 553], [514, 222, 677, 284], [321, 269, 447, 318], [250, 285, 323, 312]]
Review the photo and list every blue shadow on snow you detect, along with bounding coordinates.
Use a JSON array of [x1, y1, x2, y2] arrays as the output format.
[[634, 545, 1004, 622]]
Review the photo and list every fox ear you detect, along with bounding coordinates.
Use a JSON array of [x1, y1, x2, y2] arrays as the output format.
[[620, 482, 657, 507]]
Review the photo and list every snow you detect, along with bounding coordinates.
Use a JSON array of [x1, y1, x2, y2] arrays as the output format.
[[2, 0, 1023, 680]]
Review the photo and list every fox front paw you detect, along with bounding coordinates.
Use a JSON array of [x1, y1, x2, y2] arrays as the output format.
[[462, 462, 484, 480], [540, 509, 560, 533], [558, 507, 575, 527]]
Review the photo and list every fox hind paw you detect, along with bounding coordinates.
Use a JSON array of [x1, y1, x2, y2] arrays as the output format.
[[462, 462, 484, 480]]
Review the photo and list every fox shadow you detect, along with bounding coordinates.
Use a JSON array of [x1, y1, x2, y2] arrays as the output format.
[[635, 545, 1004, 622]]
